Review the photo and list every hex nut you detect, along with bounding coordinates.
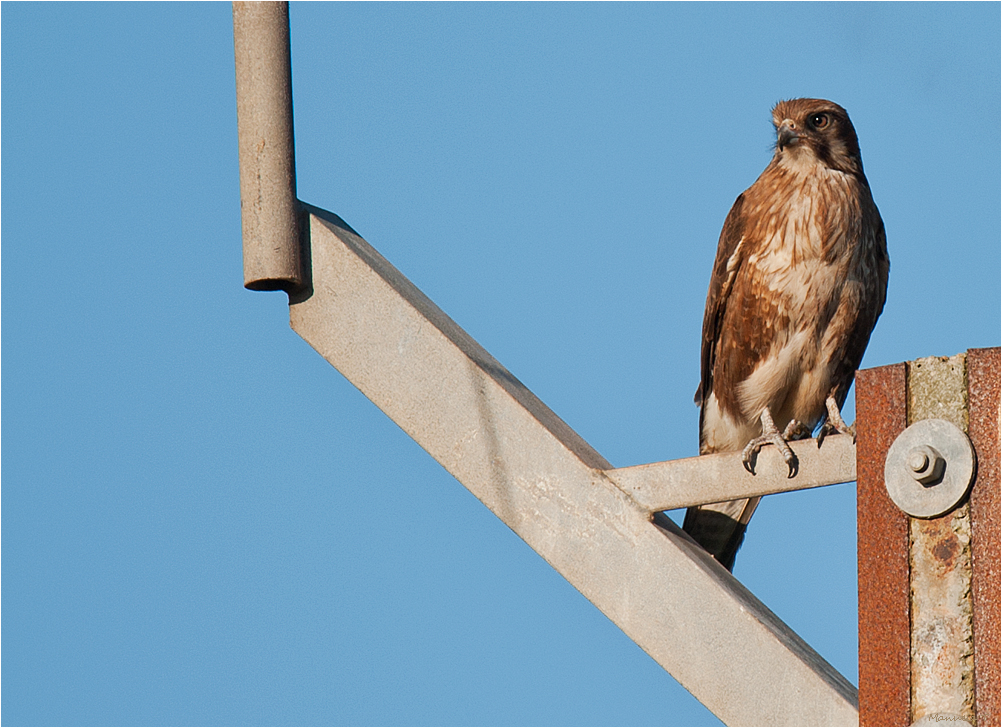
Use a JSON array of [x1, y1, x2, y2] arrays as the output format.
[[907, 445, 945, 485]]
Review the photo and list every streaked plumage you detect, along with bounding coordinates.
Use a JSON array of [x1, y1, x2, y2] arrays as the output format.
[[684, 98, 889, 571]]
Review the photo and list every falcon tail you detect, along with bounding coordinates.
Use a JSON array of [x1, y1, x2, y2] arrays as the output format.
[[682, 497, 761, 572]]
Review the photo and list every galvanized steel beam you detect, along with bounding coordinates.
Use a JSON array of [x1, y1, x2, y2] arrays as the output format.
[[288, 205, 859, 727]]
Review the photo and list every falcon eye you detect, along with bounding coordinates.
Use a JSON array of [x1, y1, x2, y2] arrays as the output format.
[[809, 113, 830, 130]]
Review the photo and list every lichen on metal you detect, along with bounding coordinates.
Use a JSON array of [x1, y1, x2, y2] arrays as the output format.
[[907, 354, 976, 726]]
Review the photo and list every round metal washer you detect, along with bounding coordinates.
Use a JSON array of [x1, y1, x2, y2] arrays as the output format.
[[884, 418, 976, 518]]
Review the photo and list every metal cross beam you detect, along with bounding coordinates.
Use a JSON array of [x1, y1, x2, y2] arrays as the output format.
[[607, 435, 856, 513], [287, 205, 858, 726]]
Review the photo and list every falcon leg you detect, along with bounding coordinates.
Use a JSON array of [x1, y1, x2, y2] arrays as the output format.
[[741, 407, 803, 478], [816, 395, 856, 447]]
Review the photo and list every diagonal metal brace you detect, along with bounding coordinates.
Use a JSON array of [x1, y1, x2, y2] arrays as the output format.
[[286, 205, 859, 727]]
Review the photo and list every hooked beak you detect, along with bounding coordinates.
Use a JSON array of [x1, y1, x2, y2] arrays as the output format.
[[777, 119, 800, 150]]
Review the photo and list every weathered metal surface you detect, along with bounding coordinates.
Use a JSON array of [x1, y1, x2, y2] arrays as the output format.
[[289, 205, 859, 726], [966, 347, 1000, 728], [856, 363, 911, 727], [884, 419, 975, 519], [907, 355, 975, 726], [233, 1, 304, 292], [606, 434, 856, 513]]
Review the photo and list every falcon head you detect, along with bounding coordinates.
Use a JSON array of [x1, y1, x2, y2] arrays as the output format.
[[771, 98, 864, 177]]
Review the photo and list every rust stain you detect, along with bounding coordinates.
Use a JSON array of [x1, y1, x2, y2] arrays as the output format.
[[967, 347, 1000, 728], [857, 363, 910, 727], [910, 505, 975, 724], [931, 534, 959, 566]]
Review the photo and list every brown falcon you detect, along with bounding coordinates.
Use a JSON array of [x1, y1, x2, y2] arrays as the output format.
[[684, 98, 889, 571]]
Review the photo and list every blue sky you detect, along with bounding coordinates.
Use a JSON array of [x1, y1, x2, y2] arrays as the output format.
[[3, 3, 999, 726]]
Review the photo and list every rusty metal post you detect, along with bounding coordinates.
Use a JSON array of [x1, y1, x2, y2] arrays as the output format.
[[967, 348, 1000, 727], [233, 1, 304, 292], [857, 349, 1001, 727], [857, 362, 911, 727]]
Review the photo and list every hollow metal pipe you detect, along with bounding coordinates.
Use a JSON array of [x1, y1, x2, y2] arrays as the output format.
[[233, 1, 303, 292]]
